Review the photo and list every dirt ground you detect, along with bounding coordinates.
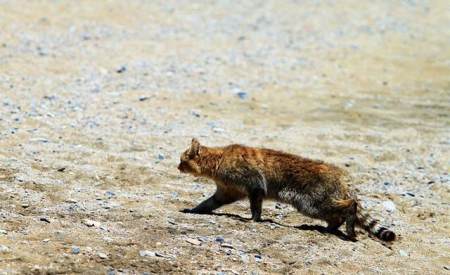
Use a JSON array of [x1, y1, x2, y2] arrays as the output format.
[[0, 0, 449, 274]]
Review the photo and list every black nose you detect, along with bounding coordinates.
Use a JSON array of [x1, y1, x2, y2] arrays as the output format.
[[177, 164, 182, 171]]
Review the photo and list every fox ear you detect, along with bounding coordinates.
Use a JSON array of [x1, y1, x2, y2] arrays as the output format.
[[189, 138, 200, 158]]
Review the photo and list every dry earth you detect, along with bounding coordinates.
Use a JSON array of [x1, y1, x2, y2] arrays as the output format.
[[0, 0, 449, 274]]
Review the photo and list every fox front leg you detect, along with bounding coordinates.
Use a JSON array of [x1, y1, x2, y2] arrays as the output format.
[[249, 188, 264, 222], [181, 187, 242, 214]]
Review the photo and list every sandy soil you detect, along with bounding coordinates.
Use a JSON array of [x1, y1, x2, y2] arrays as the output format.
[[0, 0, 449, 274]]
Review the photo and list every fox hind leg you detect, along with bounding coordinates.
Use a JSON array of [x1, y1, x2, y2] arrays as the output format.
[[332, 199, 357, 240]]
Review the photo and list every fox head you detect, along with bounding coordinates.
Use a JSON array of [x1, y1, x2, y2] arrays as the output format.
[[178, 138, 202, 175]]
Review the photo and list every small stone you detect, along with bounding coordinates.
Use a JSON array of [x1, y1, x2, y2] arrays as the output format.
[[139, 250, 156, 257], [254, 254, 262, 262], [186, 238, 201, 246], [213, 127, 225, 133], [215, 236, 225, 243], [236, 91, 248, 100], [98, 252, 108, 259], [191, 110, 201, 117], [239, 252, 249, 263], [72, 246, 81, 255], [82, 219, 101, 228], [105, 191, 115, 198], [382, 201, 396, 212], [383, 182, 390, 186], [21, 203, 29, 208], [405, 192, 415, 197], [116, 66, 126, 74], [65, 199, 77, 204], [197, 236, 208, 242], [221, 243, 233, 249], [0, 245, 10, 253], [157, 154, 165, 160], [57, 167, 66, 172], [444, 266, 450, 271], [39, 217, 51, 223], [139, 96, 150, 102], [42, 239, 50, 243], [399, 250, 408, 257], [0, 229, 7, 235], [43, 95, 56, 101]]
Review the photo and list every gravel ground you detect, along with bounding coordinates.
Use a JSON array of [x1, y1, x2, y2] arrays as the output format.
[[0, 0, 449, 274]]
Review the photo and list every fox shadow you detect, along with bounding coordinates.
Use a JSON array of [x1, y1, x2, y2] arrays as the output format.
[[206, 212, 354, 242]]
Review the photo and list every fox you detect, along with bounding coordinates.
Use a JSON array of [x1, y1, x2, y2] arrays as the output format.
[[178, 138, 396, 242]]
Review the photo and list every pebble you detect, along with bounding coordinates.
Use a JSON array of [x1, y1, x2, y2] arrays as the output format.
[[116, 66, 126, 74], [0, 245, 10, 253], [382, 201, 396, 212], [98, 252, 108, 259], [213, 127, 225, 133], [0, 229, 7, 235], [72, 246, 81, 255], [191, 110, 201, 117], [82, 219, 101, 228], [221, 243, 234, 249], [254, 254, 262, 262], [215, 236, 225, 243], [65, 199, 78, 204], [139, 250, 156, 257], [236, 91, 248, 100], [186, 238, 202, 246], [239, 251, 249, 263], [139, 96, 150, 102], [39, 217, 51, 223], [399, 250, 409, 257], [157, 154, 165, 160]]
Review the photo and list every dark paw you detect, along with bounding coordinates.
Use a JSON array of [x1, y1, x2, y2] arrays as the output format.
[[347, 234, 357, 242]]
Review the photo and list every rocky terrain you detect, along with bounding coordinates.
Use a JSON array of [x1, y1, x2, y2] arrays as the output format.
[[0, 0, 449, 274]]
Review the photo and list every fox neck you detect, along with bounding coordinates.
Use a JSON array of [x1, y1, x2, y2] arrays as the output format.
[[198, 147, 223, 178]]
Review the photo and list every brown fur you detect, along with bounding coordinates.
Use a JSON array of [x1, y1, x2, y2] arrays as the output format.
[[178, 138, 396, 242]]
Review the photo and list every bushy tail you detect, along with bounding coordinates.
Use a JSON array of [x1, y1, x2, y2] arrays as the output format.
[[356, 204, 396, 242]]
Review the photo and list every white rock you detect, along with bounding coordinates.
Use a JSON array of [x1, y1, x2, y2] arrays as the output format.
[[82, 219, 101, 228], [382, 201, 396, 212], [139, 250, 156, 257], [0, 245, 11, 253], [185, 238, 201, 246], [221, 243, 234, 249], [98, 252, 108, 259], [212, 127, 225, 133], [399, 250, 409, 257]]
